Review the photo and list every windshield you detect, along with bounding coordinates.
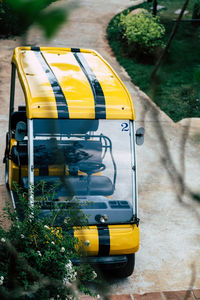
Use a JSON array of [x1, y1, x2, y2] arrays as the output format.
[[28, 119, 134, 224]]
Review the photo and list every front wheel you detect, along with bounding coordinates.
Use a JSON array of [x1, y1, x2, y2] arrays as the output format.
[[116, 254, 135, 278], [106, 254, 135, 278]]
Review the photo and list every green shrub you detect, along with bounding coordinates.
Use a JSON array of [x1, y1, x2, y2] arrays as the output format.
[[119, 11, 165, 57], [0, 184, 97, 300], [106, 14, 122, 40]]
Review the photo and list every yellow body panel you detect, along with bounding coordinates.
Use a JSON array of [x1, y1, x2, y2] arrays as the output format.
[[74, 224, 139, 256], [12, 47, 135, 120], [109, 224, 139, 254], [74, 226, 99, 255]]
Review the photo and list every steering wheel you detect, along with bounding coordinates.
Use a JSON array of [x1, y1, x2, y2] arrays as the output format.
[[78, 162, 106, 174]]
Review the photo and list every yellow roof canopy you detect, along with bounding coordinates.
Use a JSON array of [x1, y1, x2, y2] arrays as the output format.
[[12, 47, 135, 120]]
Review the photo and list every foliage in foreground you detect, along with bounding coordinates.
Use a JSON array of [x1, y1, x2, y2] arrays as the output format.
[[0, 185, 97, 300], [0, 0, 67, 38]]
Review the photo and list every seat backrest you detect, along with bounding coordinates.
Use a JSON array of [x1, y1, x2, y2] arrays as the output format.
[[33, 139, 102, 163], [18, 106, 26, 111], [64, 140, 102, 164], [11, 139, 103, 166]]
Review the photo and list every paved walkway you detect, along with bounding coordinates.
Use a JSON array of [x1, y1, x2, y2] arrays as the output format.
[[80, 289, 200, 299], [0, 0, 200, 297]]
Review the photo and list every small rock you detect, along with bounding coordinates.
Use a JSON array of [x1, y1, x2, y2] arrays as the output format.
[[130, 8, 148, 16], [151, 5, 165, 11], [174, 9, 189, 15]]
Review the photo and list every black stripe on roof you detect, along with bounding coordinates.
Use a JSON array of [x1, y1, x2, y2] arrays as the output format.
[[31, 46, 40, 51], [73, 52, 106, 119], [71, 48, 80, 53], [97, 225, 110, 256], [31, 47, 69, 118]]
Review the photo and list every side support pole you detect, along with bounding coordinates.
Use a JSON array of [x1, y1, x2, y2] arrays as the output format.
[[9, 63, 16, 132], [28, 119, 34, 207], [130, 121, 138, 218]]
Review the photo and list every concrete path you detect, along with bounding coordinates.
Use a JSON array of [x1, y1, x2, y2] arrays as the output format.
[[80, 289, 200, 299], [0, 0, 200, 296]]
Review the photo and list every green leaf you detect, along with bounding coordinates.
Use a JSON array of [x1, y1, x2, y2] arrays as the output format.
[[37, 8, 68, 39]]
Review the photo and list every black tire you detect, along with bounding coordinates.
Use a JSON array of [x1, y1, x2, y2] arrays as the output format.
[[108, 254, 135, 278]]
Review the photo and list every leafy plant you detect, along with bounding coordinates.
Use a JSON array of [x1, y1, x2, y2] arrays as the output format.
[[119, 11, 166, 57], [0, 184, 97, 300], [0, 0, 68, 38]]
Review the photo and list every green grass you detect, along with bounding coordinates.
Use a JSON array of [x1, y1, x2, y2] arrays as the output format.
[[107, 0, 200, 122]]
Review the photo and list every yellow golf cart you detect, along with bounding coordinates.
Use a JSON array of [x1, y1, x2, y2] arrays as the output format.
[[3, 47, 144, 277]]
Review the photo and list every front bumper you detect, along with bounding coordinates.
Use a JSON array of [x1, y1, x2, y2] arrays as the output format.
[[74, 224, 139, 256], [72, 255, 128, 268]]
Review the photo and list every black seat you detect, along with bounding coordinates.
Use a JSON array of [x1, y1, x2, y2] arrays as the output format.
[[18, 106, 26, 111], [11, 143, 28, 165], [21, 175, 114, 197], [11, 140, 103, 167]]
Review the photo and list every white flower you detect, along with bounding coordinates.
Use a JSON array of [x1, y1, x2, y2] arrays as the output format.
[[51, 241, 55, 245], [63, 276, 70, 285], [65, 260, 73, 270], [37, 251, 42, 257], [0, 276, 4, 285], [71, 271, 77, 282], [60, 247, 65, 253], [44, 225, 49, 230], [1, 238, 5, 243], [64, 217, 71, 224], [63, 260, 77, 284], [63, 269, 77, 284], [92, 270, 97, 279], [21, 234, 25, 239]]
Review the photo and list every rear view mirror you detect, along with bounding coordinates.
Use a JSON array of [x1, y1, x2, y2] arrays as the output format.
[[15, 121, 27, 141], [136, 127, 144, 145]]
